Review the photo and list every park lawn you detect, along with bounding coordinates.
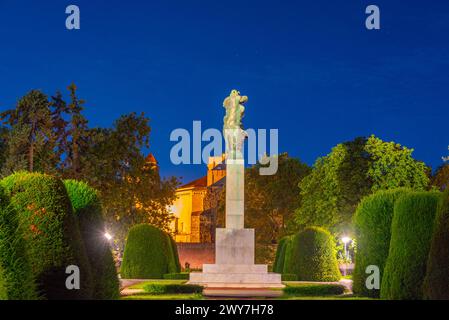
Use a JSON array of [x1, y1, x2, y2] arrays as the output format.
[[127, 279, 187, 290], [122, 293, 203, 300]]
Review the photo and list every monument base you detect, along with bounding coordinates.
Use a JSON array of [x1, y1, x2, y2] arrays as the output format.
[[188, 228, 284, 289]]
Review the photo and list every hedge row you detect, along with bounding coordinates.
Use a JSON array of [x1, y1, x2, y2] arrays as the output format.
[[354, 188, 449, 299], [352, 188, 410, 297], [423, 190, 449, 299], [381, 192, 440, 299], [283, 283, 346, 296], [120, 224, 180, 279], [143, 283, 203, 294], [0, 172, 119, 300]]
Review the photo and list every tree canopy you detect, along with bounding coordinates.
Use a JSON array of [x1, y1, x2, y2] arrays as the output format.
[[295, 135, 430, 234]]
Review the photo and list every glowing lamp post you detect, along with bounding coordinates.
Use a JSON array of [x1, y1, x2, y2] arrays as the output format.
[[341, 236, 351, 276]]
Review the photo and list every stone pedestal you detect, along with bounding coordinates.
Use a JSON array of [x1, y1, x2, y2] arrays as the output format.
[[188, 228, 283, 288], [225, 159, 244, 229]]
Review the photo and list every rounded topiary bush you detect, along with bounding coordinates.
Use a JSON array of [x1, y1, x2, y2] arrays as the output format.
[[381, 191, 440, 300], [422, 190, 449, 299], [353, 188, 410, 297], [0, 185, 37, 300], [64, 180, 119, 300], [1, 172, 93, 299], [273, 236, 290, 274], [284, 227, 341, 281], [121, 224, 180, 279]]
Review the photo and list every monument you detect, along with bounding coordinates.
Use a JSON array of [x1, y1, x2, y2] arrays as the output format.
[[188, 90, 283, 288]]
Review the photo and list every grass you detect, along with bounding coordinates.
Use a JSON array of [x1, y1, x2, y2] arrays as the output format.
[[127, 279, 186, 290], [143, 283, 203, 294], [122, 293, 203, 300]]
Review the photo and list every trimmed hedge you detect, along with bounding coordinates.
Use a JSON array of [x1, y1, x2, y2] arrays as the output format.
[[281, 273, 297, 281], [0, 185, 37, 299], [166, 234, 181, 274], [121, 224, 180, 279], [163, 273, 189, 280], [423, 190, 449, 299], [1, 172, 93, 299], [352, 188, 410, 297], [284, 227, 341, 281], [143, 283, 203, 294], [282, 236, 297, 275], [381, 192, 440, 300], [64, 180, 119, 300], [273, 236, 290, 274], [283, 283, 346, 296]]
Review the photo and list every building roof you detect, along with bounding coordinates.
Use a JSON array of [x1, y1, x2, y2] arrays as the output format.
[[179, 176, 208, 189], [145, 153, 157, 164]]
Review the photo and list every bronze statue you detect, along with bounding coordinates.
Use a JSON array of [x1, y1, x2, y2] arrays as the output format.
[[223, 89, 248, 159]]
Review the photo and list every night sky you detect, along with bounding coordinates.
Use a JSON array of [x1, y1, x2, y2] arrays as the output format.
[[1, 0, 448, 183]]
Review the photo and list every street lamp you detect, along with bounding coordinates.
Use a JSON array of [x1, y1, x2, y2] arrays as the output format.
[[341, 236, 351, 260], [104, 232, 113, 241], [341, 236, 351, 277]]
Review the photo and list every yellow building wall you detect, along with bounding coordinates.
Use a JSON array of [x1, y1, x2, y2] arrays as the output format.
[[172, 189, 193, 242]]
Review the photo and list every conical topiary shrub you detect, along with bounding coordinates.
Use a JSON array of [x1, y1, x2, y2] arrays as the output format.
[[284, 227, 341, 281], [1, 172, 93, 299], [121, 224, 180, 279], [352, 188, 410, 297], [273, 236, 291, 274], [381, 191, 440, 300], [64, 180, 119, 300], [422, 190, 449, 299], [0, 185, 37, 300]]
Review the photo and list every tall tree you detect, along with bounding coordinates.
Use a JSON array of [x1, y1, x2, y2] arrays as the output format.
[[0, 90, 55, 173], [0, 126, 9, 170], [60, 83, 89, 178], [245, 153, 311, 244], [432, 164, 449, 191], [80, 113, 178, 247], [295, 135, 430, 234]]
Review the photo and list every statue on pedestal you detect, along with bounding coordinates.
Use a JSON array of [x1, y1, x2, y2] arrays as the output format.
[[223, 89, 248, 159]]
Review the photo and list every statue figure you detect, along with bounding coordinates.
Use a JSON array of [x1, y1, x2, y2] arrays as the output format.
[[223, 89, 248, 159]]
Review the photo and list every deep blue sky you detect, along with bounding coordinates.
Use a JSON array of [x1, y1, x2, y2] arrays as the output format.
[[1, 1, 448, 183]]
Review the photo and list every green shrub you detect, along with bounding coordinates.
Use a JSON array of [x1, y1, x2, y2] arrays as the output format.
[[282, 236, 297, 275], [281, 273, 297, 281], [352, 188, 410, 297], [121, 224, 180, 279], [283, 283, 346, 296], [64, 180, 119, 300], [1, 172, 93, 299], [423, 190, 449, 299], [284, 227, 341, 281], [381, 192, 440, 300], [163, 273, 189, 280], [273, 236, 290, 273], [143, 283, 203, 294], [0, 185, 37, 300], [166, 235, 181, 274]]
